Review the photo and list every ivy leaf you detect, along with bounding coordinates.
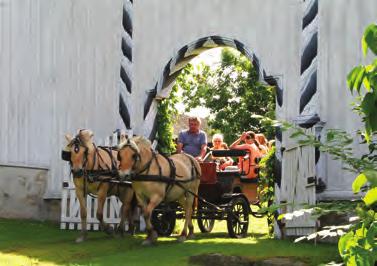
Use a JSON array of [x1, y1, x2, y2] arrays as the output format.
[[352, 173, 368, 193], [363, 24, 377, 56], [363, 187, 377, 206]]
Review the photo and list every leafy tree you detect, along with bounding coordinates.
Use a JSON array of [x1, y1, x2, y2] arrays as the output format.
[[176, 48, 275, 144]]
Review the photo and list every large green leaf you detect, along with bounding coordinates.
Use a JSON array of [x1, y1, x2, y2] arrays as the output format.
[[366, 222, 377, 246], [352, 173, 368, 193], [338, 231, 354, 257], [364, 169, 377, 187], [368, 72, 377, 91], [360, 92, 377, 132], [363, 24, 377, 56], [347, 66, 365, 94], [355, 68, 366, 94], [363, 187, 377, 206], [362, 33, 368, 57]]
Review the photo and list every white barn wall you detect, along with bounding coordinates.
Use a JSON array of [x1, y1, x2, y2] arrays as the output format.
[[132, 0, 377, 201], [132, 0, 303, 134], [317, 0, 377, 200], [1, 0, 376, 220], [0, 0, 123, 198]]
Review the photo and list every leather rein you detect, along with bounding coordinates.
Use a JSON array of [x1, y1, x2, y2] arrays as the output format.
[[65, 136, 129, 185], [119, 144, 199, 186]]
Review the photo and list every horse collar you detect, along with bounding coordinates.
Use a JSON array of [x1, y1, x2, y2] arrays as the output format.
[[136, 148, 156, 175]]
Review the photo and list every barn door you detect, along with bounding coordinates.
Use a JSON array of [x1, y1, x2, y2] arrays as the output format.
[[280, 127, 316, 236]]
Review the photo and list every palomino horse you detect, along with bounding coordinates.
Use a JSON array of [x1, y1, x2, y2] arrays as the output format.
[[62, 129, 135, 243], [117, 136, 201, 245]]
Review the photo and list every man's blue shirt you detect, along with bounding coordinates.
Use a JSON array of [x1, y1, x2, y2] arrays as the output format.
[[178, 130, 207, 157]]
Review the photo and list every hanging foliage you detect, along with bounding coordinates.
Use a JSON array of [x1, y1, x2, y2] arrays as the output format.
[[156, 85, 179, 154], [258, 146, 276, 236], [176, 48, 276, 145]]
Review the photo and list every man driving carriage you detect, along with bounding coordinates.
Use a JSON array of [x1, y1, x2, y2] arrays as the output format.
[[177, 116, 207, 161]]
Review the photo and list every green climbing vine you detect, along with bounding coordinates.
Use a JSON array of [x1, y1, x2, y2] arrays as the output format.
[[258, 146, 276, 236], [156, 85, 180, 154]]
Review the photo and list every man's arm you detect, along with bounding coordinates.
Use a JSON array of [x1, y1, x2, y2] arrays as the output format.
[[199, 143, 207, 159], [177, 132, 184, 153], [195, 132, 207, 161], [230, 132, 247, 148]]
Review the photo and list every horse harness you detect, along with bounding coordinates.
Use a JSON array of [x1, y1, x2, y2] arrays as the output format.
[[62, 135, 130, 197], [120, 143, 200, 195], [124, 146, 222, 209]]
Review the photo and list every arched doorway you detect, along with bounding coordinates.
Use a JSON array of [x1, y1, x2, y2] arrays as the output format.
[[141, 35, 284, 236], [142, 36, 283, 141]]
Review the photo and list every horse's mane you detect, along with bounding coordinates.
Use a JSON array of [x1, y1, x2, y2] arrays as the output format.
[[132, 136, 151, 148], [118, 135, 151, 152]]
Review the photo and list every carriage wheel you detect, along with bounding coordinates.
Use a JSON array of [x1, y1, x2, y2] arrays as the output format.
[[151, 209, 176, 237], [226, 197, 249, 238], [197, 204, 215, 233]]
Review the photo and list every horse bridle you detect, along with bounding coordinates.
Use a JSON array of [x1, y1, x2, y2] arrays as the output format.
[[118, 140, 141, 163], [61, 135, 90, 178], [117, 140, 157, 180]]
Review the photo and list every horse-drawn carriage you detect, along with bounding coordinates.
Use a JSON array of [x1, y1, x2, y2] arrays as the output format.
[[151, 149, 266, 239], [63, 131, 266, 244]]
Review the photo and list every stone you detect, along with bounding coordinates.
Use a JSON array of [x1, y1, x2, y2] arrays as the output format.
[[189, 253, 253, 266], [188, 254, 308, 266]]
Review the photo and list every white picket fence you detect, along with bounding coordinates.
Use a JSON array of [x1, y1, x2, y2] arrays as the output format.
[[60, 132, 142, 231]]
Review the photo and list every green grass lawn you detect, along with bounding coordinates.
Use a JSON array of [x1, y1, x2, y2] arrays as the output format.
[[0, 216, 340, 266]]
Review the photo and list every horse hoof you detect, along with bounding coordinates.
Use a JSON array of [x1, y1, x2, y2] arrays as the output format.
[[105, 226, 114, 235], [126, 226, 135, 235], [187, 234, 195, 240], [150, 231, 158, 242], [141, 239, 153, 246], [115, 226, 124, 236], [75, 236, 86, 243], [177, 236, 187, 243]]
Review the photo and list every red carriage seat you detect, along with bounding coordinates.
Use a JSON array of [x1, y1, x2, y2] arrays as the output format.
[[199, 162, 217, 184]]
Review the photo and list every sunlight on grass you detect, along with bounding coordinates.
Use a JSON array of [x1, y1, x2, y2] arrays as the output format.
[[0, 217, 340, 266], [0, 253, 58, 266]]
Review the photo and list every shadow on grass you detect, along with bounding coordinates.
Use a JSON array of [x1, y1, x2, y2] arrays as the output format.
[[0, 219, 340, 266]]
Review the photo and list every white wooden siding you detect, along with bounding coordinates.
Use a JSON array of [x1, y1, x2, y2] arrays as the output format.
[[0, 0, 123, 197], [281, 128, 316, 236]]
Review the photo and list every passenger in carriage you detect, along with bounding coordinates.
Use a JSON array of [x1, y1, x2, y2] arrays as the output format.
[[255, 133, 269, 156], [210, 133, 233, 171], [268, 139, 275, 150], [177, 116, 207, 161], [229, 131, 262, 179]]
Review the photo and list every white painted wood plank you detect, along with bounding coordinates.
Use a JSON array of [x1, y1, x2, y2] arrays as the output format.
[[69, 223, 74, 230]]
